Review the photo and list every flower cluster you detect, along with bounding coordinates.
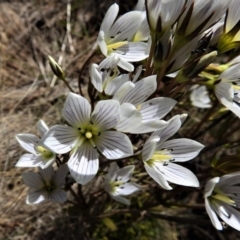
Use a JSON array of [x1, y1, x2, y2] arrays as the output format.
[[15, 0, 240, 232]]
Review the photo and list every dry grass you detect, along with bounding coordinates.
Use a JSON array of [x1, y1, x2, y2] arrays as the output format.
[[0, 1, 115, 238]]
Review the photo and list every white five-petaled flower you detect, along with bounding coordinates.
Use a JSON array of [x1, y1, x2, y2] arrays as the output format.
[[22, 164, 68, 204], [205, 172, 240, 231], [190, 85, 212, 108], [142, 115, 203, 190], [214, 63, 240, 118], [112, 75, 177, 133], [104, 162, 141, 205], [90, 62, 129, 95], [97, 3, 149, 72], [42, 93, 133, 185], [15, 120, 56, 169]]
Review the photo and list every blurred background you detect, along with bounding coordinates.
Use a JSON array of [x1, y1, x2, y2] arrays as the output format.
[[1, 1, 239, 239]]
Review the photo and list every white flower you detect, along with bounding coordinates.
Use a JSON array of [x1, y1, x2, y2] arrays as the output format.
[[214, 63, 240, 118], [22, 164, 68, 204], [190, 85, 212, 108], [112, 75, 177, 133], [15, 120, 55, 169], [142, 115, 203, 190], [104, 162, 141, 205], [145, 0, 186, 33], [177, 0, 228, 38], [205, 172, 240, 231], [97, 3, 149, 71], [90, 62, 129, 94], [42, 93, 133, 185]]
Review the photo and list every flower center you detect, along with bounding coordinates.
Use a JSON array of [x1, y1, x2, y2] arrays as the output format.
[[109, 180, 124, 194], [35, 145, 54, 160], [211, 191, 236, 206], [74, 123, 101, 151], [44, 182, 55, 192], [148, 149, 174, 166]]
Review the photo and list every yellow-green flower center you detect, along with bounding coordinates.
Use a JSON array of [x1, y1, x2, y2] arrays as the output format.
[[36, 145, 54, 159], [73, 123, 101, 151], [210, 190, 236, 206], [44, 180, 55, 192], [109, 180, 124, 193], [147, 149, 174, 166]]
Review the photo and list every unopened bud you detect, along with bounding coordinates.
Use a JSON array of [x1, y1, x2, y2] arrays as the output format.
[[176, 51, 217, 82], [48, 55, 65, 80]]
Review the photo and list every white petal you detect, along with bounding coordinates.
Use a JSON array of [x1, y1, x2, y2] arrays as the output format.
[[62, 92, 91, 128], [157, 139, 204, 162], [98, 55, 121, 70], [105, 74, 129, 96], [158, 162, 199, 187], [118, 59, 134, 72], [39, 166, 55, 182], [27, 189, 46, 204], [139, 97, 177, 121], [107, 11, 142, 42], [111, 195, 130, 205], [205, 198, 223, 230], [218, 203, 240, 231], [142, 136, 160, 161], [39, 157, 55, 169], [22, 172, 44, 189], [68, 142, 99, 185], [42, 125, 79, 154], [116, 75, 156, 105], [133, 12, 150, 41], [16, 153, 54, 168], [152, 115, 181, 144], [98, 31, 109, 56], [54, 164, 69, 187], [204, 177, 220, 197], [144, 163, 172, 190], [214, 81, 240, 118], [115, 42, 149, 62], [116, 182, 141, 195], [115, 103, 142, 132], [49, 189, 67, 203], [90, 63, 103, 92], [105, 162, 119, 181], [116, 165, 135, 182], [218, 171, 240, 188], [16, 134, 38, 154], [132, 65, 143, 83], [113, 81, 135, 102], [96, 131, 133, 159], [100, 3, 119, 34], [130, 119, 168, 134], [91, 100, 120, 131], [37, 119, 49, 136], [220, 64, 240, 80], [215, 81, 234, 104]]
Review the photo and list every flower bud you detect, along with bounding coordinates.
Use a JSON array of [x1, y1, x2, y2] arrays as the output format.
[[48, 55, 65, 80], [176, 51, 217, 82]]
